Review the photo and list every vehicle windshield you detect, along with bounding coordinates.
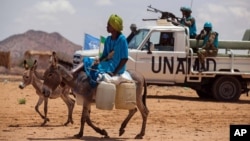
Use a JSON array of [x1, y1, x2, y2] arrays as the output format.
[[128, 29, 149, 49]]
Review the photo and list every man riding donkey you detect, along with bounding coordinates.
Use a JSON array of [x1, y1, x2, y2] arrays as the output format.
[[72, 14, 129, 87], [55, 14, 148, 139]]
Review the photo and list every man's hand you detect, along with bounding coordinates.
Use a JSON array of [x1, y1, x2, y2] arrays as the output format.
[[107, 72, 115, 77], [93, 56, 100, 65], [200, 29, 206, 36], [196, 29, 207, 40], [107, 51, 114, 59]]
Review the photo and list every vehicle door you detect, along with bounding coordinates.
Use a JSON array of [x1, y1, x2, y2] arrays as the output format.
[[138, 31, 179, 84]]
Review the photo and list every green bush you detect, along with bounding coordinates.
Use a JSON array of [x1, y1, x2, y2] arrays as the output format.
[[18, 98, 26, 104]]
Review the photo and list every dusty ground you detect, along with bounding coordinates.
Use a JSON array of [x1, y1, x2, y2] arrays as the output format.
[[0, 74, 249, 141]]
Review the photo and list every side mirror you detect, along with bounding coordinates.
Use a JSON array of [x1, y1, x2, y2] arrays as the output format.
[[147, 42, 154, 54]]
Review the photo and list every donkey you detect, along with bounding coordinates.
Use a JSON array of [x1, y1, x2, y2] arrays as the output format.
[[41, 52, 149, 139], [19, 60, 75, 126]]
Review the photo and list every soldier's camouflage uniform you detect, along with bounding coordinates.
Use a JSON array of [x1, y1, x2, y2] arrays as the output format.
[[197, 32, 218, 65]]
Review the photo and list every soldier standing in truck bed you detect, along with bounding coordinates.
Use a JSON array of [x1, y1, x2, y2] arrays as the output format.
[[180, 6, 197, 39]]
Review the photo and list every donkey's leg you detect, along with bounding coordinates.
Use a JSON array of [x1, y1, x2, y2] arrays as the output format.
[[134, 88, 149, 139], [85, 112, 109, 138], [135, 103, 149, 139], [60, 94, 75, 126], [83, 89, 108, 138], [41, 98, 49, 126], [35, 97, 45, 119], [74, 103, 89, 138], [74, 102, 109, 138], [128, 70, 149, 139], [119, 108, 137, 136]]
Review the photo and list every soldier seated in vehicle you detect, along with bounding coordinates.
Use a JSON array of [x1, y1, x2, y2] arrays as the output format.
[[196, 22, 219, 72], [155, 33, 174, 51]]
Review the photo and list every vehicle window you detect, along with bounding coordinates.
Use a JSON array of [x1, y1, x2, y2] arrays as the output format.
[[128, 29, 149, 49], [149, 32, 160, 44], [74, 55, 81, 59], [152, 31, 175, 51]]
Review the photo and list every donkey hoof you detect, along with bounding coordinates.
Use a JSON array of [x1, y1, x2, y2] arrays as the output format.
[[119, 129, 125, 136], [101, 129, 109, 137], [135, 134, 143, 139], [64, 121, 69, 126], [103, 135, 110, 138], [41, 122, 47, 126], [74, 133, 82, 139]]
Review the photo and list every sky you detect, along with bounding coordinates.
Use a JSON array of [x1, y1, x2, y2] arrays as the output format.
[[1, 0, 250, 46]]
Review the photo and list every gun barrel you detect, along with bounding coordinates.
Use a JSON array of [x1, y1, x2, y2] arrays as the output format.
[[145, 5, 181, 22], [147, 5, 163, 13], [147, 9, 156, 13], [142, 18, 158, 21]]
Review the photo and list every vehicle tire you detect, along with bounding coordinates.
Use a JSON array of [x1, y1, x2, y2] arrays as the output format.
[[212, 76, 241, 101]]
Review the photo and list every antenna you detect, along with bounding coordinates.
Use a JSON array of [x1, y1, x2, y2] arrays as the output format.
[[190, 0, 194, 9]]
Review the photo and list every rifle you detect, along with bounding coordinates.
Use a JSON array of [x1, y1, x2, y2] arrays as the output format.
[[145, 5, 182, 21]]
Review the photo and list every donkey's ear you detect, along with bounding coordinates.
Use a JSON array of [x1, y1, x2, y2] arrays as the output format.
[[52, 57, 58, 68], [23, 60, 29, 70], [52, 51, 57, 62], [49, 52, 58, 68], [23, 60, 26, 66], [33, 60, 37, 67], [31, 60, 37, 70], [52, 51, 56, 56]]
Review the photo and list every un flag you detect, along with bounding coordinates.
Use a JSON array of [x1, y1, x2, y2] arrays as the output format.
[[84, 33, 100, 50]]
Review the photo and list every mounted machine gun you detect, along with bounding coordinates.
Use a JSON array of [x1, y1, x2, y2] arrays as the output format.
[[143, 5, 182, 22]]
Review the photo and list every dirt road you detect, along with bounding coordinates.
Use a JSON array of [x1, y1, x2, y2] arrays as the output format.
[[0, 75, 249, 141]]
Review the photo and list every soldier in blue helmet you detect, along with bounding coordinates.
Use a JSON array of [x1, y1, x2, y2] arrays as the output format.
[[196, 21, 219, 72], [180, 6, 197, 39]]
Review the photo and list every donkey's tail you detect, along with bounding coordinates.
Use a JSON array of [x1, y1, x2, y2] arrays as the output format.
[[142, 77, 147, 107]]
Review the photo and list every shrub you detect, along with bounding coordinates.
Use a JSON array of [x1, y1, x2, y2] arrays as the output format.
[[18, 98, 26, 104]]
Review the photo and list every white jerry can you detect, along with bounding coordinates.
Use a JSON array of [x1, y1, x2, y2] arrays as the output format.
[[115, 82, 136, 110], [96, 81, 116, 110]]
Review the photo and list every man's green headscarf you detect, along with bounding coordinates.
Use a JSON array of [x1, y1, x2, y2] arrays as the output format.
[[108, 14, 123, 32]]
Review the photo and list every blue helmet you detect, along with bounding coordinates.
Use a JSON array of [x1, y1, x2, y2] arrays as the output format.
[[180, 6, 186, 11], [204, 22, 212, 28], [180, 6, 192, 12]]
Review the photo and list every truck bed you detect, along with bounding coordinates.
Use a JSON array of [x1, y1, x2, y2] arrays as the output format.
[[189, 39, 250, 50]]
